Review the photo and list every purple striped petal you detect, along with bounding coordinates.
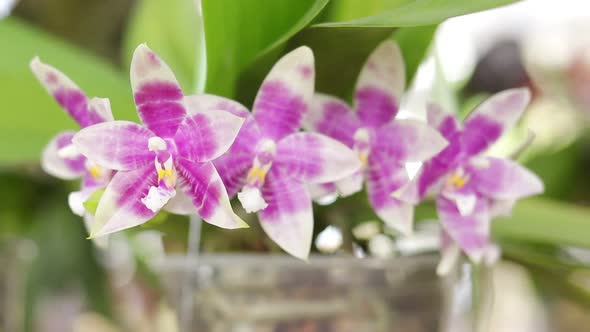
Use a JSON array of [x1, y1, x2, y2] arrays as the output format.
[[253, 47, 314, 140], [468, 157, 544, 200], [436, 195, 490, 262], [373, 119, 448, 163], [176, 159, 248, 229], [30, 58, 111, 127], [184, 94, 250, 118], [304, 94, 360, 148], [274, 133, 361, 184], [130, 44, 186, 137], [91, 165, 158, 237], [426, 103, 461, 140], [354, 40, 405, 127], [462, 88, 531, 156], [175, 110, 244, 163], [258, 169, 313, 260], [366, 154, 413, 235], [73, 121, 154, 171], [414, 132, 465, 200], [42, 131, 86, 179]]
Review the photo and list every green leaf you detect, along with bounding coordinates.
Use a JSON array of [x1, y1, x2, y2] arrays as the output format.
[[202, 0, 329, 97], [83, 189, 105, 215], [123, 0, 204, 93], [288, 27, 396, 100], [393, 25, 437, 84], [0, 18, 135, 164], [493, 198, 590, 248], [315, 0, 519, 27]]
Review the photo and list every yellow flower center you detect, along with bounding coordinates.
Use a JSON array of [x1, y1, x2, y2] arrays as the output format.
[[158, 168, 175, 183], [247, 167, 267, 185], [87, 164, 104, 180], [446, 171, 470, 190]]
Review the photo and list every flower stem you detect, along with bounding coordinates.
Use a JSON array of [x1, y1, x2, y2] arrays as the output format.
[[179, 215, 202, 332]]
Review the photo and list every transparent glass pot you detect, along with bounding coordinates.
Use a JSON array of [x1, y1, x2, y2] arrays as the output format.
[[158, 254, 442, 332]]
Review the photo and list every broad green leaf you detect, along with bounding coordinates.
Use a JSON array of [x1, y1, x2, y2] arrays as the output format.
[[123, 0, 204, 93], [0, 18, 135, 164], [393, 25, 437, 84], [202, 0, 329, 97], [493, 198, 590, 248], [315, 0, 519, 27]]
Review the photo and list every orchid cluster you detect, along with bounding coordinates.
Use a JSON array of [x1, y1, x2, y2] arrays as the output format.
[[34, 40, 543, 265]]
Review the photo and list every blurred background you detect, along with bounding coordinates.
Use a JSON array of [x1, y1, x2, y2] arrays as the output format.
[[2, 0, 590, 331]]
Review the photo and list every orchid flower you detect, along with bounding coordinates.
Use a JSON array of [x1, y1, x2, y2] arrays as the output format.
[[72, 44, 247, 237], [398, 88, 544, 268], [31, 58, 114, 241], [211, 47, 362, 259], [303, 40, 448, 235]]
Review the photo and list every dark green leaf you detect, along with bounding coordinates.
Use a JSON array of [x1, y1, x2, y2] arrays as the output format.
[[202, 0, 329, 97], [315, 0, 520, 27], [288, 27, 396, 100], [123, 0, 204, 92]]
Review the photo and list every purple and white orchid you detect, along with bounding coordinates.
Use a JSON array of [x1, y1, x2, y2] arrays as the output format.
[[31, 58, 114, 240], [212, 46, 362, 259], [303, 40, 448, 235], [72, 44, 247, 237], [398, 88, 544, 268]]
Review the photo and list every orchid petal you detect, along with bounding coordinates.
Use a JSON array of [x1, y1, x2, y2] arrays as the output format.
[[42, 131, 86, 179], [213, 119, 261, 197], [469, 157, 544, 200], [373, 119, 448, 163], [426, 103, 461, 140], [176, 159, 248, 229], [253, 46, 314, 140], [304, 94, 360, 147], [164, 190, 198, 215], [308, 183, 339, 204], [489, 199, 516, 218], [275, 132, 361, 184], [130, 44, 186, 137], [184, 94, 250, 118], [73, 121, 155, 171], [366, 157, 413, 235], [412, 135, 464, 200], [354, 40, 404, 127], [258, 169, 313, 260], [462, 88, 531, 156], [175, 110, 244, 163], [31, 58, 111, 127], [436, 195, 490, 262], [83, 215, 109, 249], [335, 171, 364, 197], [68, 188, 95, 217], [91, 165, 159, 237], [88, 97, 114, 122]]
